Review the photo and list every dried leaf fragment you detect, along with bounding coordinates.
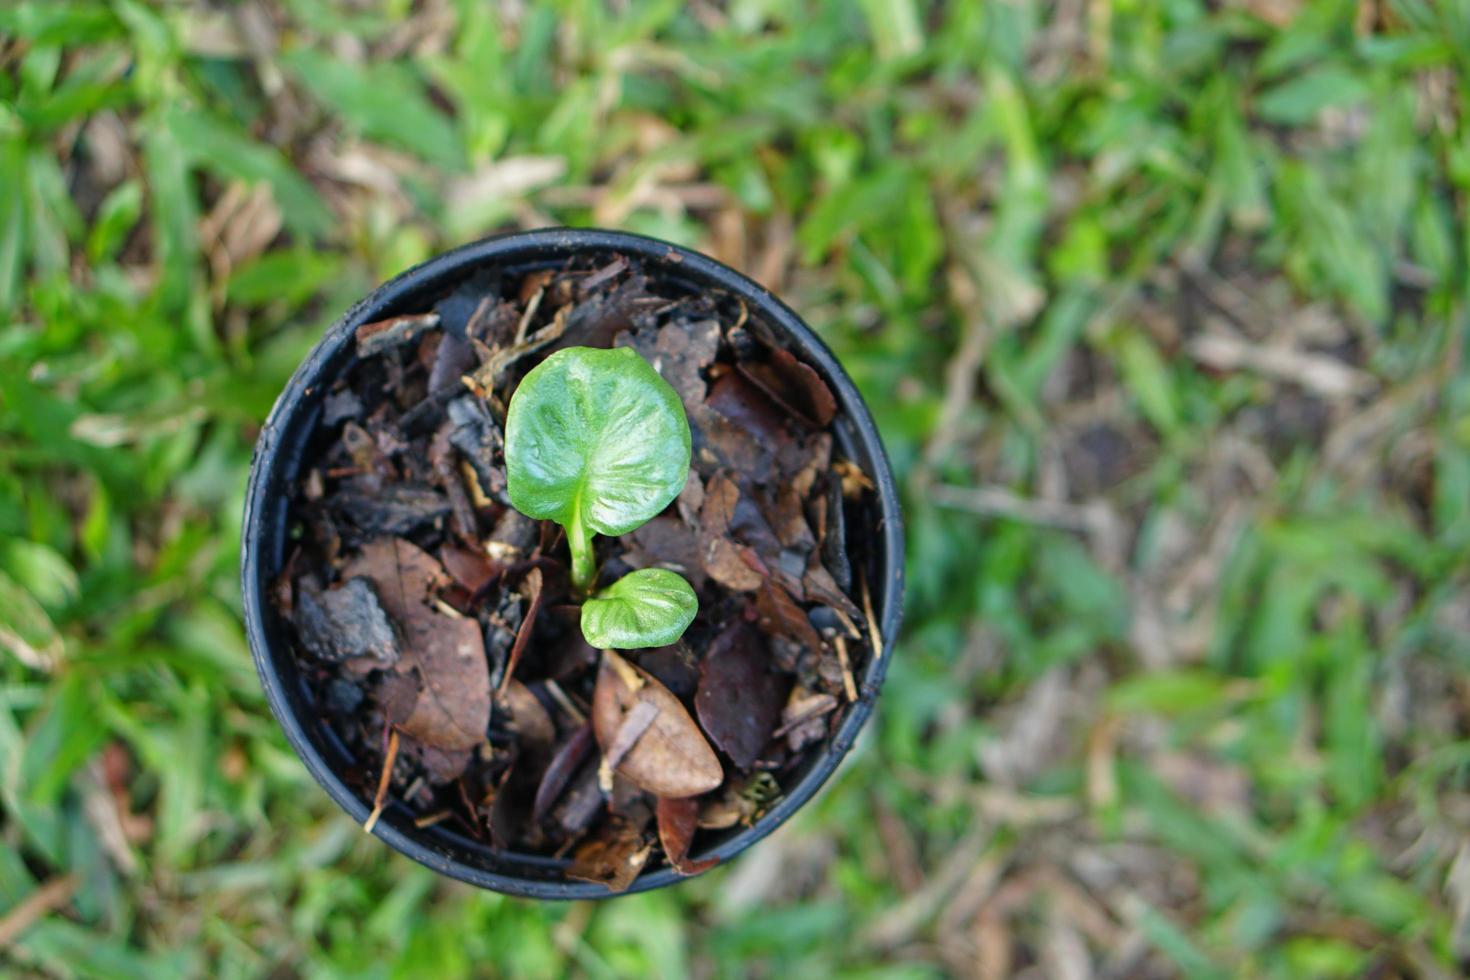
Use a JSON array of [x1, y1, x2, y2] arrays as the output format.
[[656, 796, 719, 876], [395, 615, 490, 751], [566, 820, 653, 893], [737, 344, 837, 428], [343, 539, 490, 751], [694, 622, 788, 769], [592, 650, 722, 798]]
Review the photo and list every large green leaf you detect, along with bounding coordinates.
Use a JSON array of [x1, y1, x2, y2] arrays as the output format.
[[505, 346, 691, 538], [581, 568, 697, 649]]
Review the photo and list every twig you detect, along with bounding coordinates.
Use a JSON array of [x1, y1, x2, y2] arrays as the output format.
[[0, 874, 79, 947], [834, 636, 858, 702], [861, 570, 884, 658], [1187, 331, 1375, 398], [414, 810, 452, 830], [355, 312, 439, 356], [772, 693, 838, 739], [543, 678, 586, 725], [924, 262, 993, 466], [461, 778, 488, 837], [830, 606, 862, 640], [514, 286, 544, 345], [364, 728, 400, 834], [432, 598, 465, 620], [932, 483, 1126, 571], [930, 483, 1092, 530]]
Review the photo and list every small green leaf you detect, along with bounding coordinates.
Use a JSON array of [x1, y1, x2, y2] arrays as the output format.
[[1255, 66, 1371, 126], [581, 568, 697, 650], [0, 568, 62, 669], [0, 540, 78, 610], [86, 179, 143, 263], [1114, 327, 1182, 437], [505, 345, 691, 588]]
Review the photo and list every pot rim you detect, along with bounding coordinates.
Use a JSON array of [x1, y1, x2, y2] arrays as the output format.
[[240, 227, 905, 899]]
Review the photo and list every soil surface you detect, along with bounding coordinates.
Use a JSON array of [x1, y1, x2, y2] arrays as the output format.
[[276, 253, 882, 890]]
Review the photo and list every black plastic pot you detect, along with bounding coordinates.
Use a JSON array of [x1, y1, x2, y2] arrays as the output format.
[[241, 228, 904, 899]]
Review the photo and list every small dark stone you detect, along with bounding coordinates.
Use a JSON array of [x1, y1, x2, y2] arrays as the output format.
[[296, 578, 400, 666], [324, 677, 364, 715], [323, 388, 363, 426], [807, 605, 844, 638]]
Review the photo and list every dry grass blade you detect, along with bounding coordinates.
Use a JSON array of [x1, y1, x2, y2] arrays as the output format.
[[363, 728, 400, 835], [0, 875, 80, 947], [864, 830, 992, 950], [1187, 331, 1375, 397]]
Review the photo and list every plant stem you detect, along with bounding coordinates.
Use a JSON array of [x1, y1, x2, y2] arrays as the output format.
[[567, 516, 596, 593]]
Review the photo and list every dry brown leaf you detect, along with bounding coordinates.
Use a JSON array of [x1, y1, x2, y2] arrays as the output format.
[[592, 650, 722, 798], [393, 614, 489, 750], [603, 700, 661, 772], [343, 539, 490, 751], [498, 679, 556, 762], [342, 538, 446, 622], [499, 567, 544, 696], [624, 514, 706, 591], [700, 470, 741, 533], [803, 553, 860, 618], [754, 579, 823, 653], [440, 542, 498, 594], [695, 622, 789, 769], [737, 344, 837, 428], [656, 796, 719, 876], [702, 536, 766, 591], [566, 820, 653, 893]]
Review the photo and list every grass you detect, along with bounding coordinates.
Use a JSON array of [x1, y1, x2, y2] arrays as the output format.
[[1, 0, 1469, 976]]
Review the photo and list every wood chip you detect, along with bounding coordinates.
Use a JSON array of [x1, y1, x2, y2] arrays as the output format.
[[355, 312, 440, 356]]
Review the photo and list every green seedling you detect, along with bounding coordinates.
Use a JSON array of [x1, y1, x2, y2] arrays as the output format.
[[504, 346, 697, 649]]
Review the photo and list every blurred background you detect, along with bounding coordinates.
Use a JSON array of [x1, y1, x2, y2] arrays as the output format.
[[2, 0, 1468, 976]]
